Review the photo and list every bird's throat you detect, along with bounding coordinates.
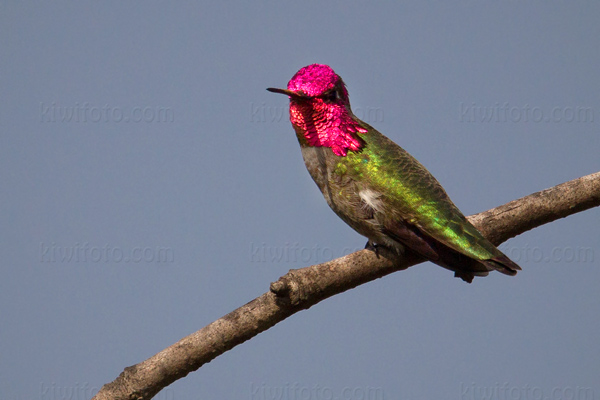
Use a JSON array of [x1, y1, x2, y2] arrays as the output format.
[[289, 101, 367, 157]]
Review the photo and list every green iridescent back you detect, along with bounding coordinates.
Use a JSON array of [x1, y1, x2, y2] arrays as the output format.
[[339, 122, 501, 262]]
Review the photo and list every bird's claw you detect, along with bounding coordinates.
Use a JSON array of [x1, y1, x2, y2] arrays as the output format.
[[364, 240, 380, 257]]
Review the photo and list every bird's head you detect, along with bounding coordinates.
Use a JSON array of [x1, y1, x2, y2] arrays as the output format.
[[267, 64, 366, 156]]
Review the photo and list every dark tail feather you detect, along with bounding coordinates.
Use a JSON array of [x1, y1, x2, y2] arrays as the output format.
[[481, 254, 522, 277]]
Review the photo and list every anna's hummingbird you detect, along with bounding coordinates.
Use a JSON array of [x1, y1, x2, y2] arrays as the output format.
[[267, 64, 520, 282]]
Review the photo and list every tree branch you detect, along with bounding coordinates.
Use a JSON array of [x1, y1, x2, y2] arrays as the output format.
[[92, 171, 600, 400]]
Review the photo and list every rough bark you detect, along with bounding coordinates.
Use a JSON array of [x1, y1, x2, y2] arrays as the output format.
[[92, 171, 600, 400]]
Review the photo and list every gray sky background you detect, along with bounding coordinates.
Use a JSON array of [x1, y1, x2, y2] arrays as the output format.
[[2, 2, 599, 400]]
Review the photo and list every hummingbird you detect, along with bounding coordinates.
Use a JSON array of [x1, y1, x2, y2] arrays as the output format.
[[267, 64, 520, 282]]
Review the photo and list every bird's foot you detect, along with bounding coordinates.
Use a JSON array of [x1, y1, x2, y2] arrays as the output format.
[[364, 240, 380, 257]]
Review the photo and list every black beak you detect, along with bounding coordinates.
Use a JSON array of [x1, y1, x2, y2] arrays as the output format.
[[266, 87, 307, 100]]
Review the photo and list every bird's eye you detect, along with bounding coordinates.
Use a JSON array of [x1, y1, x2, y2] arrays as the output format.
[[326, 90, 338, 102]]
